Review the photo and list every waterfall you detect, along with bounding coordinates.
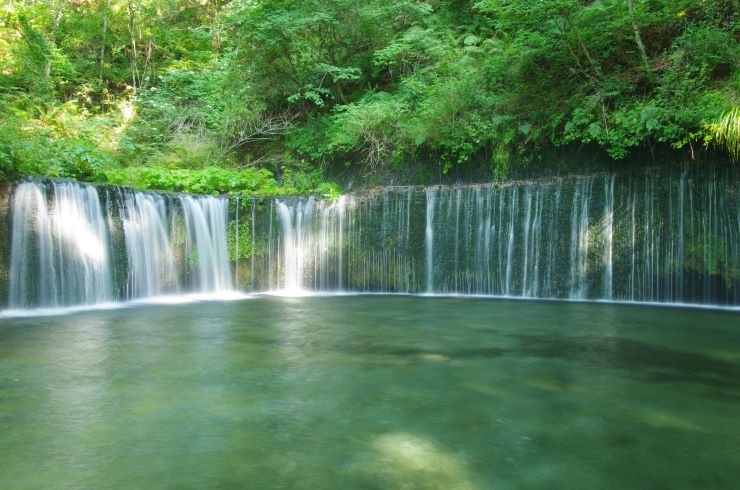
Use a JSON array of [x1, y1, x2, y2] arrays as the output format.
[[121, 191, 176, 298], [234, 195, 240, 286], [250, 198, 256, 290], [275, 196, 353, 292], [8, 183, 54, 308], [603, 175, 615, 299], [276, 200, 299, 291], [505, 186, 517, 295], [569, 177, 593, 299], [256, 165, 739, 306], [4, 181, 234, 310], [276, 198, 316, 291], [337, 195, 346, 290], [8, 181, 112, 308], [3, 164, 739, 310], [181, 196, 232, 293], [425, 188, 436, 293]]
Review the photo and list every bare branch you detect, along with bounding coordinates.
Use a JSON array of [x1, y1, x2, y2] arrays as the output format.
[[217, 111, 299, 161]]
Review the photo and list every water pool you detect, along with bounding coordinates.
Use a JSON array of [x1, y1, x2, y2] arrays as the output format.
[[1, 296, 739, 489]]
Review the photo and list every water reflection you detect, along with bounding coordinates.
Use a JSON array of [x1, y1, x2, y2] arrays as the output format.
[[0, 297, 738, 489]]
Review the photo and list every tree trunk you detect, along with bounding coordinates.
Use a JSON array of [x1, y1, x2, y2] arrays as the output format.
[[566, 16, 598, 74], [140, 39, 154, 89], [128, 1, 139, 92], [44, 1, 63, 79], [99, 0, 111, 82], [626, 0, 652, 78], [554, 19, 586, 76]]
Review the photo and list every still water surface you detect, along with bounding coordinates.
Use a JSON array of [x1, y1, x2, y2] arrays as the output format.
[[1, 296, 739, 489]]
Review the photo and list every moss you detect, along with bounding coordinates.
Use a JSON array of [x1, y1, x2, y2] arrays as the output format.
[[0, 182, 10, 308], [228, 219, 253, 263]]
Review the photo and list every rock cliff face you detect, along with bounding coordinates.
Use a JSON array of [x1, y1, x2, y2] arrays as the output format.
[[0, 182, 10, 308]]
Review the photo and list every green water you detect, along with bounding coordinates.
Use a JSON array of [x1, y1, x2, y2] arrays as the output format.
[[0, 296, 739, 489]]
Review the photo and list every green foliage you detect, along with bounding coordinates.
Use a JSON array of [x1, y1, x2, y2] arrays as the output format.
[[106, 166, 274, 195], [227, 0, 737, 174], [228, 219, 253, 262], [0, 96, 116, 181], [105, 164, 337, 197], [0, 0, 737, 189], [706, 108, 740, 162], [0, 0, 341, 195], [278, 164, 343, 198], [327, 92, 408, 172], [126, 67, 231, 162]]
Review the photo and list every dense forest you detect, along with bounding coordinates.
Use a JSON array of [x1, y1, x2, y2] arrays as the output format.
[[0, 0, 737, 195]]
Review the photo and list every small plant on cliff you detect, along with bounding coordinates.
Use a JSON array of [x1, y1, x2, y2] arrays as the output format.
[[706, 108, 740, 162]]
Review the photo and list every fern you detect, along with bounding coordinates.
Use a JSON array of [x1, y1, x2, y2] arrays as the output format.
[[708, 107, 740, 162]]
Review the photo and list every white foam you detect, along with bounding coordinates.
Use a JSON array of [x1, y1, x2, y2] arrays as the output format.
[[257, 290, 740, 311], [2, 290, 737, 319], [263, 288, 317, 298], [0, 291, 253, 318]]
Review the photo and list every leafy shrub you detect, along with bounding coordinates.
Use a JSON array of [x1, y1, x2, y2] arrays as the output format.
[[105, 165, 341, 197]]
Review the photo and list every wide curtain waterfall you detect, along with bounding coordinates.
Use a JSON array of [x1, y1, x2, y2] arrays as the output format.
[[2, 164, 739, 310], [246, 165, 739, 305], [5, 181, 232, 309]]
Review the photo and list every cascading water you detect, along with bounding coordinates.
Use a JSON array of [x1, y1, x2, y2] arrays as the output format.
[[274, 196, 351, 292], [121, 191, 177, 298], [4, 181, 234, 310], [2, 164, 739, 311], [276, 200, 301, 291], [425, 188, 436, 293], [181, 196, 232, 293], [8, 181, 112, 308], [603, 175, 615, 300], [251, 165, 739, 306], [569, 176, 594, 299]]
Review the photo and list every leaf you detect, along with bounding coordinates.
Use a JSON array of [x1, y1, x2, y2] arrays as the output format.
[[645, 118, 659, 131], [463, 35, 481, 46]]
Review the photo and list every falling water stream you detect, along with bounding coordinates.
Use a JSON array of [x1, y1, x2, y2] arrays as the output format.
[[4, 181, 232, 310], [2, 163, 739, 311], [253, 165, 739, 305], [8, 181, 113, 308]]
